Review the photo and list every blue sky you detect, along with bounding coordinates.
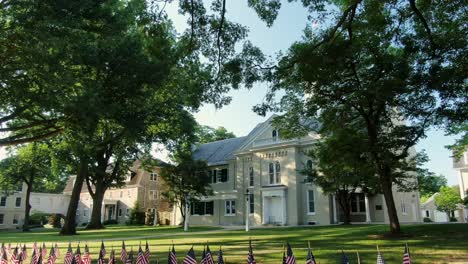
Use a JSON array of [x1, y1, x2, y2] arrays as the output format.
[[167, 1, 460, 185]]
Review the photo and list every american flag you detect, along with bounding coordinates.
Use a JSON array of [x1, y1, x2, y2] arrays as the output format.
[[1, 249, 8, 264], [21, 245, 27, 262], [81, 245, 90, 264], [46, 247, 56, 264], [5, 244, 11, 258], [74, 245, 81, 264], [36, 251, 42, 264], [376, 246, 385, 264], [125, 249, 133, 264], [143, 242, 149, 263], [53, 244, 59, 258], [285, 242, 295, 264], [30, 246, 38, 264], [32, 244, 37, 257], [168, 246, 177, 264], [97, 247, 105, 264], [305, 243, 316, 264], [100, 242, 106, 258], [340, 251, 349, 264], [247, 240, 256, 264], [108, 250, 116, 264], [203, 245, 214, 264], [136, 246, 148, 264], [41, 244, 47, 259], [120, 242, 127, 264], [11, 246, 19, 264], [182, 247, 197, 264], [64, 244, 73, 264], [402, 243, 411, 264], [217, 247, 224, 264]]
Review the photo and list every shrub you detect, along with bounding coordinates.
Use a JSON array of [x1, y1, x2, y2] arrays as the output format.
[[103, 219, 119, 225], [127, 202, 145, 225], [449, 217, 458, 222], [48, 214, 64, 228], [423, 217, 432, 222], [29, 212, 49, 226]]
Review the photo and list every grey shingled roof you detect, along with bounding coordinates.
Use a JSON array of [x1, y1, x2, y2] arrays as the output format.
[[193, 136, 247, 165]]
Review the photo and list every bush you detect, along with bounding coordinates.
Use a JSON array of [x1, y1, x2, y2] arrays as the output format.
[[449, 217, 458, 222], [423, 217, 432, 222], [48, 214, 64, 228], [29, 212, 49, 226], [103, 219, 119, 225], [126, 202, 145, 225]]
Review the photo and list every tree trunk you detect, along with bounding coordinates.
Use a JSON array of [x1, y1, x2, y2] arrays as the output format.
[[337, 191, 352, 225], [23, 182, 32, 231], [60, 159, 87, 235], [380, 172, 401, 234], [86, 186, 105, 229]]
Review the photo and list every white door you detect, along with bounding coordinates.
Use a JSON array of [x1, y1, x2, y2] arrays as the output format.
[[267, 197, 282, 224]]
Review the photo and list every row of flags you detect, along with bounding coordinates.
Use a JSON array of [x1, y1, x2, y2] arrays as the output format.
[[1, 241, 413, 264]]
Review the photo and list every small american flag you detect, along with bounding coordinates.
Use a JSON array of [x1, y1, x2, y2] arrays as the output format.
[[136, 246, 148, 264], [81, 245, 90, 264], [305, 242, 316, 264], [203, 245, 214, 264], [1, 250, 8, 264], [125, 250, 133, 264], [402, 243, 411, 264], [247, 240, 256, 264], [217, 247, 224, 264], [97, 247, 105, 264], [120, 242, 127, 264], [100, 242, 106, 258], [376, 246, 385, 264], [168, 246, 177, 264], [285, 242, 295, 264], [108, 250, 116, 264], [36, 252, 42, 264], [21, 245, 27, 262], [32, 244, 37, 256], [41, 244, 47, 259], [340, 251, 349, 264], [11, 246, 19, 264], [182, 247, 197, 264], [46, 247, 56, 264], [64, 244, 73, 264], [74, 245, 81, 264], [53, 244, 59, 258], [143, 241, 149, 263], [30, 247, 38, 264]]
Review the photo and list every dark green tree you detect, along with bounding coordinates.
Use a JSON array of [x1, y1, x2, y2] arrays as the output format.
[[160, 150, 211, 232], [248, 0, 466, 234], [195, 125, 236, 144], [0, 142, 60, 231], [417, 172, 447, 201]]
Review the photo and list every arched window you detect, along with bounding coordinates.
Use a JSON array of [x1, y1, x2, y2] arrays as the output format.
[[275, 161, 281, 183], [269, 163, 275, 184], [272, 129, 278, 141]]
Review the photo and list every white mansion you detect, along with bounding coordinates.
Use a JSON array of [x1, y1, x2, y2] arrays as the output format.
[[189, 115, 422, 226]]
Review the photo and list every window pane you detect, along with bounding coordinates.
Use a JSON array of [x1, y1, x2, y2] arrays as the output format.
[[15, 197, 21, 207], [308, 190, 315, 213], [213, 170, 217, 183], [206, 202, 214, 215], [0, 197, 6, 206], [0, 214, 4, 224], [231, 201, 236, 214], [351, 195, 358, 212], [275, 162, 281, 183], [359, 194, 366, 212], [221, 169, 228, 182], [269, 163, 274, 184], [249, 194, 254, 214], [225, 201, 230, 215], [249, 167, 254, 186]]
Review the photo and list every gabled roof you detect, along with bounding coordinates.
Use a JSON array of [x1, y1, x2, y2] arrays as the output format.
[[193, 136, 247, 166]]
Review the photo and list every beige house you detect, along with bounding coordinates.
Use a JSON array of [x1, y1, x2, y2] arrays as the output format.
[[64, 160, 175, 226], [30, 192, 70, 216], [189, 116, 421, 226], [420, 193, 465, 223], [0, 183, 27, 229]]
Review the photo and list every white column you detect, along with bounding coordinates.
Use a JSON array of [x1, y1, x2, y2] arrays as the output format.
[[458, 170, 466, 199], [365, 195, 371, 223], [262, 195, 267, 224], [281, 192, 287, 225], [245, 195, 249, 232], [332, 195, 338, 224]]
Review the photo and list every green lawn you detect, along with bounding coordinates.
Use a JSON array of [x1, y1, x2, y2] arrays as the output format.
[[1, 224, 467, 263]]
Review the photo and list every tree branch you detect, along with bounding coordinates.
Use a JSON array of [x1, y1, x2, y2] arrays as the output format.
[[408, 0, 436, 50]]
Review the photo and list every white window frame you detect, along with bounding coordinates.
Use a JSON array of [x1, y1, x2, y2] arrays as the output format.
[[225, 200, 236, 216], [401, 199, 407, 215], [0, 196, 6, 207], [307, 189, 316, 215], [268, 162, 281, 185], [15, 197, 21, 208], [150, 172, 158, 181], [351, 193, 366, 214], [149, 190, 156, 200]]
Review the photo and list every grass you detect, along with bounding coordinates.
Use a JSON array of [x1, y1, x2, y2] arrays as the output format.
[[1, 224, 467, 263]]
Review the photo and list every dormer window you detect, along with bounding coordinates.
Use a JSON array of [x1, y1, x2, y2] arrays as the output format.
[[272, 129, 278, 141]]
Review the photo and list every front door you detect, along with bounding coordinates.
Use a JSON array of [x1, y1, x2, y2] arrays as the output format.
[[264, 196, 282, 225]]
